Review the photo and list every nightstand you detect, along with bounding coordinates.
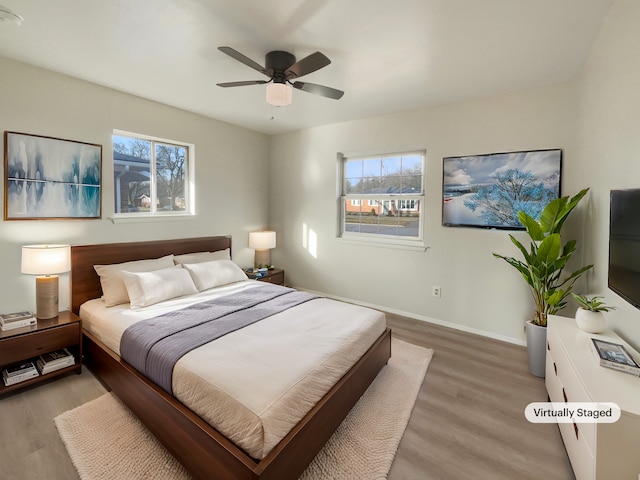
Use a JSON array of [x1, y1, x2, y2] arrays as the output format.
[[0, 311, 82, 396], [247, 268, 285, 286]]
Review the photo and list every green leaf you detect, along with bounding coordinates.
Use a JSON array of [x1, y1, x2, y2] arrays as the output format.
[[539, 197, 568, 233], [546, 289, 560, 305], [562, 239, 577, 257], [536, 233, 561, 265], [518, 212, 544, 241], [539, 188, 589, 234], [508, 234, 532, 262], [557, 264, 594, 288]]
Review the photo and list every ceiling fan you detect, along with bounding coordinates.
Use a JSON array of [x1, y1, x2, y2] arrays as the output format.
[[216, 46, 344, 106]]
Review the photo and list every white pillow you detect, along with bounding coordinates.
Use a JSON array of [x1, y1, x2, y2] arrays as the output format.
[[121, 266, 198, 309], [94, 255, 176, 307], [173, 249, 231, 265], [182, 259, 248, 291]]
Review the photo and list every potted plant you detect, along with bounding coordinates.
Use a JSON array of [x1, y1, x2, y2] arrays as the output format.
[[493, 188, 593, 377], [571, 294, 615, 333]]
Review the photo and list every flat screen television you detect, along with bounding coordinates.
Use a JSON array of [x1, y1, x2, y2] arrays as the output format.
[[442, 148, 562, 230], [609, 189, 640, 309]]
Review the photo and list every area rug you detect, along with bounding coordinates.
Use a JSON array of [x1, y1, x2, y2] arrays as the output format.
[[55, 338, 432, 480]]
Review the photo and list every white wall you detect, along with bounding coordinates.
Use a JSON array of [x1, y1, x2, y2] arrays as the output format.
[[5, 0, 639, 349], [270, 0, 640, 349], [270, 83, 579, 344], [0, 57, 269, 314], [574, 0, 640, 348]]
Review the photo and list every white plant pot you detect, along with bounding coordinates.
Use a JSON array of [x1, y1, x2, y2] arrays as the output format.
[[575, 308, 606, 333]]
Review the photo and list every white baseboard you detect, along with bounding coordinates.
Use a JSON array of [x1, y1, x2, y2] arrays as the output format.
[[295, 285, 526, 347]]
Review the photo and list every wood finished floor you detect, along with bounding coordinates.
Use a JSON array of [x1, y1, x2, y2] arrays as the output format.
[[0, 314, 574, 480]]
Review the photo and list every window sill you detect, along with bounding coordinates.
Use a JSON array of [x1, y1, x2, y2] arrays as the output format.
[[336, 236, 429, 252], [109, 213, 197, 224]]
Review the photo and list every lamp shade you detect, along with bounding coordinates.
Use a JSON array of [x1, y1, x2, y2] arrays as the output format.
[[21, 245, 71, 275], [266, 83, 292, 107], [249, 231, 276, 250]]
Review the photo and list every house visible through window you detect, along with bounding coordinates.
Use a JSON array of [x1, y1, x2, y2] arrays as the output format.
[[339, 150, 425, 245], [112, 131, 193, 216]]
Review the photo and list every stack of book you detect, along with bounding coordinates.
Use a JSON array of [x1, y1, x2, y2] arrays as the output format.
[[0, 311, 36, 331], [2, 361, 39, 386], [591, 338, 640, 376], [36, 348, 75, 375]]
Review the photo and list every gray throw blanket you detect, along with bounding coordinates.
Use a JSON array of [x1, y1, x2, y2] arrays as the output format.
[[120, 284, 318, 394]]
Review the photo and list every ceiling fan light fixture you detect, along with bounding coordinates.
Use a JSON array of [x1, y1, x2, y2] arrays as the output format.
[[0, 5, 23, 25], [266, 83, 292, 107]]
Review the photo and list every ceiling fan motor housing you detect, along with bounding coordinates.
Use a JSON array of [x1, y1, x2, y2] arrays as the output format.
[[266, 51, 296, 83]]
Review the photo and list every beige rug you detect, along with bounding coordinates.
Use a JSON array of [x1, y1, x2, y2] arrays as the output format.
[[55, 338, 432, 480]]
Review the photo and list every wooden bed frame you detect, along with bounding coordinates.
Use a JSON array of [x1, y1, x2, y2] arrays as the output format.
[[70, 236, 392, 480]]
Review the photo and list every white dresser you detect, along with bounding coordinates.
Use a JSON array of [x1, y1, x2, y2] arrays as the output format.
[[546, 315, 640, 480]]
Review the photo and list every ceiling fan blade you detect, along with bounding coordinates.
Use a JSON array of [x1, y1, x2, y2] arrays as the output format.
[[292, 81, 344, 100], [218, 46, 269, 76], [217, 80, 268, 87], [286, 51, 331, 78]]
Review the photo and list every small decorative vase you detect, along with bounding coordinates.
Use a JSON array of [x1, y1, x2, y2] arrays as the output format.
[[575, 308, 606, 333]]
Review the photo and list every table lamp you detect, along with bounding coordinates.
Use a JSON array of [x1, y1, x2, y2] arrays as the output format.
[[249, 231, 276, 269], [21, 244, 71, 319]]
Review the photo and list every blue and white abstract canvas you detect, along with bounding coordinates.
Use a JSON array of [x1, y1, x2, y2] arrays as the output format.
[[5, 132, 101, 219]]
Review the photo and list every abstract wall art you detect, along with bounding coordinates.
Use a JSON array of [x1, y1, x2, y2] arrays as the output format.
[[4, 131, 101, 220]]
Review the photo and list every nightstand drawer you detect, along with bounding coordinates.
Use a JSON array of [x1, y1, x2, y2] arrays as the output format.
[[0, 322, 79, 364], [259, 271, 284, 285]]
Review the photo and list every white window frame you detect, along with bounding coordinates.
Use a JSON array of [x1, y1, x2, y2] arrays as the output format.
[[338, 150, 426, 250], [111, 129, 195, 222], [396, 199, 419, 211]]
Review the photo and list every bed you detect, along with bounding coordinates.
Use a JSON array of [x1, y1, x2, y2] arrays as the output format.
[[70, 236, 392, 480]]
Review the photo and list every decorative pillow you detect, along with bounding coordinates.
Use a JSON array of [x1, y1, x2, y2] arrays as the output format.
[[94, 255, 175, 307], [182, 259, 248, 291], [173, 249, 231, 265], [121, 266, 198, 309]]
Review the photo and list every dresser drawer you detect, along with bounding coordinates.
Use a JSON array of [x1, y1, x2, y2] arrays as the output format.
[[559, 419, 595, 480], [545, 350, 564, 402], [0, 322, 79, 364], [546, 325, 596, 455], [548, 344, 596, 480]]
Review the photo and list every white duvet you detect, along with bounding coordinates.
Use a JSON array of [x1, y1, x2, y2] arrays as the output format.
[[80, 280, 386, 459]]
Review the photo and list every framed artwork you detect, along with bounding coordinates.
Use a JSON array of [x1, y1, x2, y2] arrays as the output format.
[[442, 148, 561, 230], [4, 131, 102, 220]]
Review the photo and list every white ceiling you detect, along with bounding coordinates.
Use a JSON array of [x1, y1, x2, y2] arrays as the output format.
[[0, 0, 613, 135]]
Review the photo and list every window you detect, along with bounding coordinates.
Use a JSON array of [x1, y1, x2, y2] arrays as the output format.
[[397, 199, 418, 211], [339, 150, 425, 246], [112, 131, 193, 216]]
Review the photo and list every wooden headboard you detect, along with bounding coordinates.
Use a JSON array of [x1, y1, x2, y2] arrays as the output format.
[[70, 236, 232, 314]]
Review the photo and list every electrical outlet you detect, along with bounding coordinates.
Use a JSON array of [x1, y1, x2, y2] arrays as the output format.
[[432, 285, 441, 298]]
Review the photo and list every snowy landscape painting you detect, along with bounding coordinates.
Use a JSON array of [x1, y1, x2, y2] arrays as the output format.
[[442, 149, 561, 229], [4, 132, 101, 219]]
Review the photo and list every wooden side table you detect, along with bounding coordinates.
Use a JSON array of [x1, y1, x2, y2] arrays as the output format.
[[247, 268, 285, 286], [0, 311, 82, 396]]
